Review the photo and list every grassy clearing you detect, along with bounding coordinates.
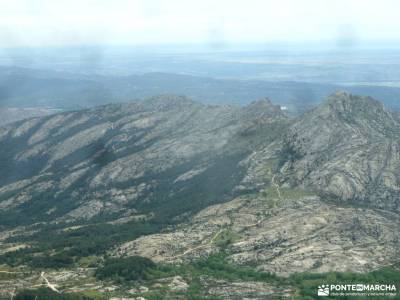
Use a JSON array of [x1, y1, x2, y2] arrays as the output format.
[[80, 289, 107, 300], [212, 229, 241, 248], [262, 186, 315, 208], [262, 158, 280, 181], [279, 187, 315, 199]]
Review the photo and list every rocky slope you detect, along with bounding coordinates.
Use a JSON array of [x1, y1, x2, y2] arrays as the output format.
[[0, 92, 399, 298], [0, 107, 59, 126], [280, 91, 400, 210], [0, 95, 287, 227], [114, 92, 400, 275], [118, 191, 400, 277]]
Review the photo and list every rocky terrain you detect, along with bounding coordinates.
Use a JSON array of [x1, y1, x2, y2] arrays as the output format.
[[0, 107, 59, 126], [0, 92, 399, 299], [0, 95, 288, 226], [280, 92, 400, 210], [118, 192, 400, 276]]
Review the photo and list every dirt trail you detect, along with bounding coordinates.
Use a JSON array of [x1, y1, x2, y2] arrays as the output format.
[[172, 214, 264, 259], [246, 173, 282, 230], [30, 272, 61, 293], [40, 272, 60, 293], [0, 271, 23, 274], [1, 269, 61, 293], [169, 175, 282, 260], [272, 174, 282, 200], [172, 228, 225, 259]]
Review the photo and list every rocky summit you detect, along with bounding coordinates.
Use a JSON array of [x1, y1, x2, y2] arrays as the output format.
[[280, 91, 400, 210], [0, 92, 399, 299]]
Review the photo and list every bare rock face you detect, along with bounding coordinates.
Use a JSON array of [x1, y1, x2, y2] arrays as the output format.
[[202, 277, 292, 299], [0, 95, 287, 225], [245, 91, 400, 211], [168, 276, 188, 291], [116, 192, 400, 276]]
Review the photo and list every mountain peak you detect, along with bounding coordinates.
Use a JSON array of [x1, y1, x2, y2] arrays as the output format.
[[242, 97, 284, 119], [325, 91, 383, 112], [314, 92, 399, 135]]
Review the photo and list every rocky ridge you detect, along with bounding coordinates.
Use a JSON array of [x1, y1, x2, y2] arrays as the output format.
[[0, 95, 287, 226], [0, 92, 399, 298]]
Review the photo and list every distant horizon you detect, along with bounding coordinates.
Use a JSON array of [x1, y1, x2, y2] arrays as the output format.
[[1, 0, 400, 48], [2, 40, 400, 53]]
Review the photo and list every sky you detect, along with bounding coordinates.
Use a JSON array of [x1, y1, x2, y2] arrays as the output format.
[[0, 0, 399, 48]]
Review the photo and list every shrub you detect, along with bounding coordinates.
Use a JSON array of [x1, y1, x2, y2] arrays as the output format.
[[95, 256, 156, 281], [15, 287, 104, 300]]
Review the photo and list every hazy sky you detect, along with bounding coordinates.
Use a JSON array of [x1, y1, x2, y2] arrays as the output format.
[[0, 0, 399, 47]]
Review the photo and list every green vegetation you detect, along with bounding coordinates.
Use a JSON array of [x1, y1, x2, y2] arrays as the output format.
[[279, 187, 315, 199], [262, 185, 282, 208], [77, 256, 103, 268], [79, 290, 107, 300], [277, 140, 303, 169], [190, 252, 281, 283], [233, 119, 290, 152], [0, 152, 247, 270], [260, 156, 315, 207], [15, 287, 106, 300], [0, 220, 163, 268], [262, 186, 280, 198], [262, 158, 280, 180], [262, 186, 315, 208], [8, 254, 400, 299], [91, 251, 284, 299], [147, 251, 279, 283], [95, 256, 156, 282], [291, 266, 400, 299], [28, 252, 74, 269], [146, 255, 400, 300], [0, 265, 19, 280], [213, 229, 240, 248]]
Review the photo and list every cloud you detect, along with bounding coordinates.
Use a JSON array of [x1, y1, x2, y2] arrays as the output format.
[[0, 0, 399, 47]]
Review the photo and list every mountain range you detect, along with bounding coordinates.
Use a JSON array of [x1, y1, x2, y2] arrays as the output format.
[[2, 66, 400, 114], [0, 92, 399, 299]]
